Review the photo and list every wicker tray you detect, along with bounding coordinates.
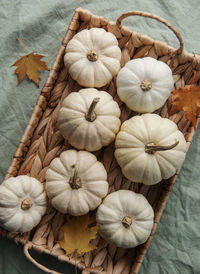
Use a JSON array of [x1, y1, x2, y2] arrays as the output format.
[[1, 7, 200, 274]]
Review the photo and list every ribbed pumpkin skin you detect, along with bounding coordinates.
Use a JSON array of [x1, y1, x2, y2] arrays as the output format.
[[0, 175, 47, 233], [117, 57, 174, 113], [45, 150, 109, 216], [58, 88, 121, 152], [96, 190, 154, 248], [115, 114, 187, 185], [64, 28, 121, 88]]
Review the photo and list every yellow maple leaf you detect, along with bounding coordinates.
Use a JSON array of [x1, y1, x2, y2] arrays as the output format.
[[170, 85, 200, 130], [59, 214, 99, 255], [12, 41, 49, 87]]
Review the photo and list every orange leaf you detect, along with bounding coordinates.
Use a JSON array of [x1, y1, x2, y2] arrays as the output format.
[[170, 85, 200, 129], [59, 214, 99, 255], [12, 52, 49, 86]]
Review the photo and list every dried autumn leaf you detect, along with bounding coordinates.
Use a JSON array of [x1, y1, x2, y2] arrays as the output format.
[[170, 85, 200, 129], [59, 214, 99, 255], [12, 52, 49, 86]]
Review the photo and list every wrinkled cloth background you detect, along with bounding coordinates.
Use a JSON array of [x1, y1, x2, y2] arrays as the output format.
[[0, 0, 200, 273]]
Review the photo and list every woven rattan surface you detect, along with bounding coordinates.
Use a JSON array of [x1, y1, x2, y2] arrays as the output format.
[[1, 7, 200, 274]]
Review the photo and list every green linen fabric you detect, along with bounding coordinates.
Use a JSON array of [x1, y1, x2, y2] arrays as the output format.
[[0, 0, 200, 273]]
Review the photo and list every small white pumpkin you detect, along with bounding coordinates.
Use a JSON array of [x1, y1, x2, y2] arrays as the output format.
[[0, 175, 47, 233], [96, 190, 154, 248], [115, 114, 187, 185], [116, 57, 174, 113], [45, 149, 108, 216], [64, 28, 121, 88], [57, 88, 121, 151]]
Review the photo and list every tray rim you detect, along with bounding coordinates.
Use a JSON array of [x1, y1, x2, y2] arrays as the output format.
[[1, 6, 200, 274]]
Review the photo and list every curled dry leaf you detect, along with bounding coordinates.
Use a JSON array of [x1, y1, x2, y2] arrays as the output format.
[[12, 52, 49, 86], [170, 84, 200, 129], [59, 214, 99, 255], [12, 39, 49, 86]]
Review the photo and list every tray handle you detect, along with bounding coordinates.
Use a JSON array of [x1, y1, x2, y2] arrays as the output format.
[[116, 11, 183, 55], [24, 242, 61, 274]]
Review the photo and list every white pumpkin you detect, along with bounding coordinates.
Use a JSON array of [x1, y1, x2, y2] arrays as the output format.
[[57, 88, 121, 152], [0, 175, 47, 233], [45, 149, 108, 216], [115, 114, 187, 185], [64, 28, 121, 88], [116, 57, 174, 113], [96, 190, 154, 248]]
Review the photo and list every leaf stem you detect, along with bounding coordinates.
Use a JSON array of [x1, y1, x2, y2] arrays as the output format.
[[16, 38, 28, 54]]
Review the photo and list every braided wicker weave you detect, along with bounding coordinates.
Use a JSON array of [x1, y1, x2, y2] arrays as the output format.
[[1, 7, 200, 274]]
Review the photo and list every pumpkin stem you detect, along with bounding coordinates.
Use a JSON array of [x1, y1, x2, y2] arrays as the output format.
[[140, 79, 152, 91], [145, 140, 179, 154], [85, 97, 100, 122], [122, 216, 132, 228], [21, 198, 32, 210], [87, 50, 98, 62], [69, 165, 82, 189]]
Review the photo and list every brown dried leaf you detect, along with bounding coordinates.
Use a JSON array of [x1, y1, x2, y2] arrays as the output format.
[[12, 51, 49, 86], [170, 85, 200, 129]]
